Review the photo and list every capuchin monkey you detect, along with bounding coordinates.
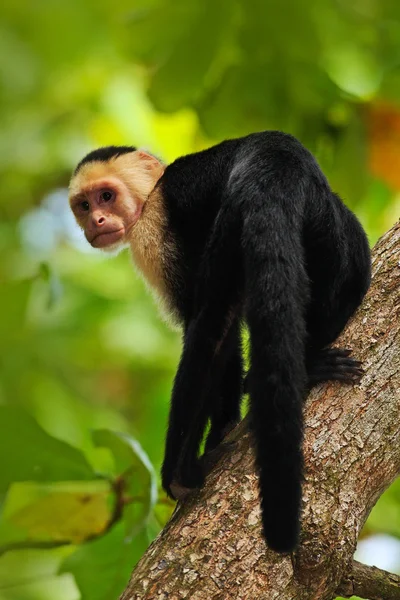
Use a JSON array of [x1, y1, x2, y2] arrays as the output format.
[[69, 132, 371, 553]]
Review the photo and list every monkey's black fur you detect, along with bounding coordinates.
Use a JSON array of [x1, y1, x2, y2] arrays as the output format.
[[74, 145, 137, 174], [82, 131, 371, 553]]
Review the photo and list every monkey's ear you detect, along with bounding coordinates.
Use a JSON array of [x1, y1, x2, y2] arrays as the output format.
[[136, 150, 163, 171]]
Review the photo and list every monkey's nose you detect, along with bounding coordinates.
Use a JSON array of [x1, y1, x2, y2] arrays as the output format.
[[94, 215, 106, 226]]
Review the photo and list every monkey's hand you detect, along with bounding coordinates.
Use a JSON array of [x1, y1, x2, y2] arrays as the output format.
[[162, 457, 204, 501], [307, 347, 364, 387], [168, 480, 194, 501]]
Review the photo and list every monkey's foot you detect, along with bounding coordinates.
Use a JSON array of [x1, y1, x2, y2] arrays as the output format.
[[169, 480, 194, 501], [166, 459, 205, 501], [307, 347, 364, 387]]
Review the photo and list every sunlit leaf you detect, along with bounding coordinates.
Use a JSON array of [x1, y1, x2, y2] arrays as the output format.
[[0, 482, 112, 551], [0, 547, 78, 600], [0, 546, 77, 600], [0, 407, 95, 492]]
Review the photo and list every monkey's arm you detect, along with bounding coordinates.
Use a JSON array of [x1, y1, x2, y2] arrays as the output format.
[[204, 318, 243, 454], [161, 205, 242, 496]]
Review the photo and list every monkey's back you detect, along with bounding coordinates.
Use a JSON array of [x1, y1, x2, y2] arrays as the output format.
[[158, 131, 364, 324]]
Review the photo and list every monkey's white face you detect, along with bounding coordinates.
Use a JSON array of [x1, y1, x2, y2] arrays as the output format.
[[69, 152, 164, 251], [70, 176, 140, 250]]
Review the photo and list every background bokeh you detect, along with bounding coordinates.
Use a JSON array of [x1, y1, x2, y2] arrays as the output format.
[[1, 1, 400, 599]]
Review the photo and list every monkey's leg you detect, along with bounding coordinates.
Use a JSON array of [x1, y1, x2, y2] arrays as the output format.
[[161, 209, 242, 498], [169, 317, 243, 501], [204, 319, 243, 454], [304, 195, 371, 387], [162, 308, 236, 496]]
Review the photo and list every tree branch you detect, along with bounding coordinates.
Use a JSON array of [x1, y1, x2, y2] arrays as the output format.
[[121, 221, 400, 600], [337, 560, 400, 600]]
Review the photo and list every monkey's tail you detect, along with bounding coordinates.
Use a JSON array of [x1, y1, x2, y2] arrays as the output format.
[[240, 188, 308, 553]]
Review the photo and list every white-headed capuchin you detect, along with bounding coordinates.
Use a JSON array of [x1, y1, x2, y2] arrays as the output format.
[[69, 131, 371, 553]]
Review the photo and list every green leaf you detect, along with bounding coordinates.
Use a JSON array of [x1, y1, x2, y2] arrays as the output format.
[[92, 430, 157, 535], [60, 522, 149, 600], [0, 407, 95, 492], [0, 547, 78, 600], [0, 481, 112, 553], [148, 0, 235, 111]]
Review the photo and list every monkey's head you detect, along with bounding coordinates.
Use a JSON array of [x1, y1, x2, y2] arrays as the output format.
[[69, 146, 164, 251]]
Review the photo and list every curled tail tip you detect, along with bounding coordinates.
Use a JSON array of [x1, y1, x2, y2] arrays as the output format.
[[264, 525, 299, 554], [259, 479, 302, 554], [262, 510, 300, 553]]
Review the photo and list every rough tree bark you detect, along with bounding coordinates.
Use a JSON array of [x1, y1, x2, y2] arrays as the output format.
[[121, 221, 400, 600]]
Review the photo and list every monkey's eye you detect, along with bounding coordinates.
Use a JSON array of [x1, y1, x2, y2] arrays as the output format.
[[100, 190, 114, 202], [80, 200, 90, 211]]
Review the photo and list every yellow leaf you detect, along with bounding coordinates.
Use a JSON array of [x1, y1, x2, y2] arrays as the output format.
[[9, 488, 112, 544]]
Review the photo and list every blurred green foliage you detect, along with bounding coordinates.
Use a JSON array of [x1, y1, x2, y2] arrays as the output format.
[[1, 0, 400, 598]]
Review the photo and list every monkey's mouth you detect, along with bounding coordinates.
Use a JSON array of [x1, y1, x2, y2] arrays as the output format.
[[91, 228, 125, 248]]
